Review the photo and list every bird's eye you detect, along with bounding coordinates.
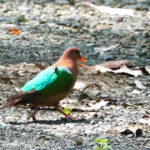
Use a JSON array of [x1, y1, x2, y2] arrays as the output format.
[[53, 67, 58, 74], [55, 67, 58, 72], [75, 51, 79, 55]]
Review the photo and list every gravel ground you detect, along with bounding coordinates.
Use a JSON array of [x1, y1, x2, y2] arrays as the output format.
[[0, 0, 150, 149]]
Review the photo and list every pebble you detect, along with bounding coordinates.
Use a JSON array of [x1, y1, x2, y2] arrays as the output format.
[[98, 53, 114, 61], [0, 123, 7, 129], [18, 5, 30, 12], [0, 16, 5, 21], [101, 94, 109, 98]]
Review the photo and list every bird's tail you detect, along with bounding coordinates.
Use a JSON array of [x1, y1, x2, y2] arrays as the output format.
[[0, 92, 25, 109], [0, 91, 40, 109], [0, 99, 21, 109]]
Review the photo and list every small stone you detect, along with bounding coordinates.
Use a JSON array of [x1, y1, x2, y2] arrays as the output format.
[[98, 53, 114, 61], [134, 80, 146, 90], [132, 89, 141, 94], [0, 16, 5, 21], [101, 94, 109, 98], [0, 123, 7, 129], [18, 6, 30, 12], [74, 139, 83, 146], [90, 120, 96, 125], [86, 89, 100, 99], [79, 93, 90, 100], [92, 113, 98, 118]]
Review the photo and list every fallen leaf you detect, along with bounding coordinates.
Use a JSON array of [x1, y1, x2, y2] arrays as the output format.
[[79, 59, 129, 70], [79, 59, 129, 74], [79, 60, 142, 77], [145, 66, 150, 74], [87, 99, 109, 111], [100, 59, 129, 69], [120, 127, 143, 138], [134, 80, 146, 90], [114, 65, 143, 77], [95, 65, 142, 77], [95, 65, 112, 73], [74, 81, 90, 92], [8, 28, 20, 35], [76, 2, 135, 16]]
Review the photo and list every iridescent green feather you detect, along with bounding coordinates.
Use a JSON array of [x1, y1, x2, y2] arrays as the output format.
[[21, 66, 74, 95]]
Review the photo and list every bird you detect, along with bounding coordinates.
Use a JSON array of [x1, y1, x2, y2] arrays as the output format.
[[0, 47, 85, 122]]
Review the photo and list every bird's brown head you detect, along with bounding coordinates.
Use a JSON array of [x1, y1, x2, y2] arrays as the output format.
[[62, 47, 85, 63]]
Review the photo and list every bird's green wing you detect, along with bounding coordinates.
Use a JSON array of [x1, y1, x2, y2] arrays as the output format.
[[21, 66, 74, 95]]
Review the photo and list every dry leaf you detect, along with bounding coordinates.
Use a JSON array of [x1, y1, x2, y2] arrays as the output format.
[[100, 59, 129, 69], [88, 100, 108, 111], [79, 60, 142, 77], [74, 81, 90, 92], [114, 65, 142, 77], [95, 65, 112, 73], [145, 66, 150, 74], [79, 59, 129, 72], [8, 28, 20, 35], [119, 125, 143, 138], [120, 128, 142, 138], [76, 2, 135, 17], [80, 99, 109, 111], [95, 65, 142, 77]]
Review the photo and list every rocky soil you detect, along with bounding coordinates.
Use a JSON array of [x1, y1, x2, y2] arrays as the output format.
[[0, 0, 150, 149]]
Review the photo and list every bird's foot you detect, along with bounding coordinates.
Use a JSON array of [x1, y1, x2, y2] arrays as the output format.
[[27, 115, 37, 122], [65, 114, 75, 120], [27, 106, 39, 122], [55, 105, 75, 120]]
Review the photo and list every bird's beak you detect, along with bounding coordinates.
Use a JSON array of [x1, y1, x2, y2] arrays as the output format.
[[80, 57, 85, 63]]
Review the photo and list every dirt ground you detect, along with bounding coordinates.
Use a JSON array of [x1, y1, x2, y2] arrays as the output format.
[[0, 0, 150, 149]]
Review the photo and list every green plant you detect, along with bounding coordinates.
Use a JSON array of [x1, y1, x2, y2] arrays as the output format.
[[93, 138, 112, 150], [63, 107, 72, 115]]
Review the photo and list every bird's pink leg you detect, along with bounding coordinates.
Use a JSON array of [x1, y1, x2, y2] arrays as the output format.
[[27, 107, 39, 122], [55, 105, 75, 120]]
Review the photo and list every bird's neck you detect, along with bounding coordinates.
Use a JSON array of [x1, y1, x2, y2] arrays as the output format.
[[55, 57, 78, 80]]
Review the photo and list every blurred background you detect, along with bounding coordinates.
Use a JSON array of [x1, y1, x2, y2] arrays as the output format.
[[0, 0, 150, 66]]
